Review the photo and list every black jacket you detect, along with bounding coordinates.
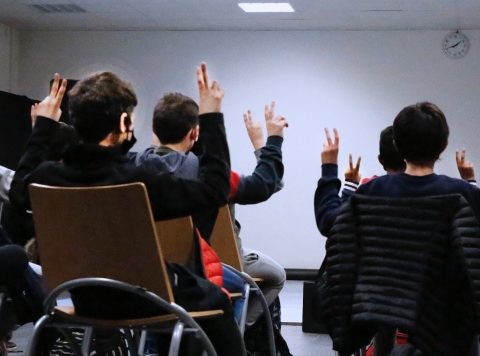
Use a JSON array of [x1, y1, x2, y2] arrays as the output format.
[[322, 194, 480, 356], [9, 113, 230, 222]]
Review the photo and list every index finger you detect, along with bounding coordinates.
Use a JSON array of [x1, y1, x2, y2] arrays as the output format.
[[56, 78, 67, 101], [269, 101, 276, 116], [324, 128, 333, 146], [243, 110, 252, 124], [201, 62, 209, 88], [50, 73, 60, 97], [196, 67, 205, 90], [349, 154, 353, 170]]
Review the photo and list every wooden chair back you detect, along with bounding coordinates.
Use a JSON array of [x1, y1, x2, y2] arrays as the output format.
[[29, 182, 174, 302], [209, 205, 243, 271], [155, 216, 195, 266]]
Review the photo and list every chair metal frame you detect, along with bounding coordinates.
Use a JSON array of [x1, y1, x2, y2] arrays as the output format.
[[27, 278, 218, 356], [210, 206, 276, 356], [27, 182, 224, 356]]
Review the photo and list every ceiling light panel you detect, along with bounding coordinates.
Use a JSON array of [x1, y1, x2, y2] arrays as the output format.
[[238, 3, 295, 13]]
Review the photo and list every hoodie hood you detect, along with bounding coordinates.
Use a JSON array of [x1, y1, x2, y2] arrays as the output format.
[[135, 145, 199, 179]]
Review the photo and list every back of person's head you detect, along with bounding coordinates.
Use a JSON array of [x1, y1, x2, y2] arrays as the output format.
[[393, 102, 449, 165], [152, 92, 199, 145], [68, 72, 137, 143], [378, 126, 406, 172]]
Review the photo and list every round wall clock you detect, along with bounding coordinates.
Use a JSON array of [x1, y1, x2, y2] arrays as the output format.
[[442, 31, 470, 59]]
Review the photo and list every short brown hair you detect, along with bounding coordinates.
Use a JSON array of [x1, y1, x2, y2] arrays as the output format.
[[69, 72, 137, 143], [152, 93, 199, 144]]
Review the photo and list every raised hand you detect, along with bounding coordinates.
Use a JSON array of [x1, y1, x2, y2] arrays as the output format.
[[456, 149, 476, 181], [344, 153, 362, 183], [196, 63, 224, 115], [264, 101, 288, 138], [36, 73, 67, 122], [243, 110, 265, 150], [321, 128, 339, 164]]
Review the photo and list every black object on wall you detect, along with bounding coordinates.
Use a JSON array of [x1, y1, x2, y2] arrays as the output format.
[[0, 79, 78, 170], [0, 91, 37, 170]]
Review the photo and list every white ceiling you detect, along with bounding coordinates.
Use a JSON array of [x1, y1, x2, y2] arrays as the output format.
[[1, 0, 480, 31]]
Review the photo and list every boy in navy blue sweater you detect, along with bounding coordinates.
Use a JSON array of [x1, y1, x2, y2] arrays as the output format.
[[315, 102, 480, 236]]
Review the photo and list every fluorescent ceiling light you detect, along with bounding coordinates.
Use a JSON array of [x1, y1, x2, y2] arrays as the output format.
[[238, 3, 295, 13]]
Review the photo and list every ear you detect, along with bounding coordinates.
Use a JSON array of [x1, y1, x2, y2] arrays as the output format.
[[119, 112, 134, 133], [189, 125, 200, 142]]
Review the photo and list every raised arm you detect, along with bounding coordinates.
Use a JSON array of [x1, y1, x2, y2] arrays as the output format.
[[456, 149, 477, 186], [315, 128, 357, 236], [230, 102, 287, 205], [9, 74, 67, 210], [147, 63, 231, 220]]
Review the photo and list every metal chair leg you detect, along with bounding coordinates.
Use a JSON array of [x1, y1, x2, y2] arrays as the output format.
[[26, 315, 51, 356], [81, 327, 93, 355], [137, 330, 147, 355], [238, 284, 251, 335], [168, 321, 185, 356]]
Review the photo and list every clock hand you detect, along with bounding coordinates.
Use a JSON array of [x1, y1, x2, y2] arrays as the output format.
[[447, 40, 464, 49]]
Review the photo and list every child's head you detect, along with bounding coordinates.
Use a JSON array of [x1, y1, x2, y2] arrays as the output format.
[[152, 92, 199, 145], [378, 125, 406, 173], [393, 102, 449, 166]]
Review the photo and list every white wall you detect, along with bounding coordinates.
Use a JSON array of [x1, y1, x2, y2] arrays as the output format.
[[0, 23, 19, 93], [15, 30, 480, 269]]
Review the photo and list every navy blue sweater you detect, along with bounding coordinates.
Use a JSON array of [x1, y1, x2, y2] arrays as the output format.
[[314, 164, 480, 236]]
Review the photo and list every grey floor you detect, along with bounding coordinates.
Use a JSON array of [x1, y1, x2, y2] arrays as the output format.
[[10, 280, 334, 356]]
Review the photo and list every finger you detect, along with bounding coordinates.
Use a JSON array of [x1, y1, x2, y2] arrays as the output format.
[[325, 128, 332, 146], [356, 156, 362, 170], [458, 149, 466, 165], [196, 67, 205, 89], [333, 128, 339, 146], [56, 78, 67, 102], [349, 154, 353, 170], [211, 80, 218, 91], [456, 150, 460, 165], [264, 104, 271, 121], [270, 101, 276, 116], [243, 111, 252, 126], [50, 73, 60, 97], [201, 62, 209, 88]]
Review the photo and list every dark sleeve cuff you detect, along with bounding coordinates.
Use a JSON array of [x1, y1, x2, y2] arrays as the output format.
[[321, 164, 338, 178], [265, 135, 283, 148], [199, 112, 224, 127], [35, 116, 60, 130]]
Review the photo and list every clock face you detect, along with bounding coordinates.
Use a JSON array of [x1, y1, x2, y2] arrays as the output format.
[[442, 32, 470, 59]]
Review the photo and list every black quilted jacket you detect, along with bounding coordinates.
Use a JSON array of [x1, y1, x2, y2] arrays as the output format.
[[322, 194, 480, 355]]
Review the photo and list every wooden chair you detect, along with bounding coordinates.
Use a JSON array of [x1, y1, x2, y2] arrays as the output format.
[[27, 182, 222, 356], [209, 205, 276, 356]]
